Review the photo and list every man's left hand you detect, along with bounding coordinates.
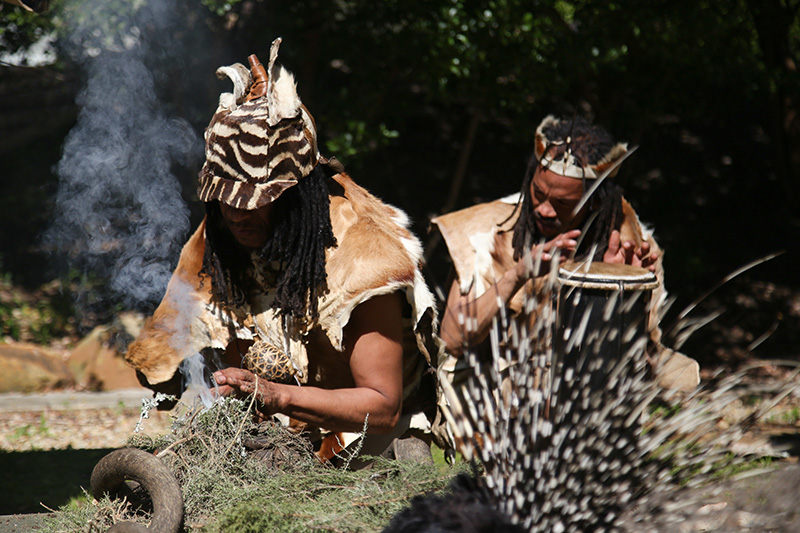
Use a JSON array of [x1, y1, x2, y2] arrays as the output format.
[[603, 230, 658, 271]]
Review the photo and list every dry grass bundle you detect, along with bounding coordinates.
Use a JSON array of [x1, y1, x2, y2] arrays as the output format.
[[38, 396, 468, 532]]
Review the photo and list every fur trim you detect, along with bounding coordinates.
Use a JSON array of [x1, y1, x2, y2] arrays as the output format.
[[534, 115, 630, 179]]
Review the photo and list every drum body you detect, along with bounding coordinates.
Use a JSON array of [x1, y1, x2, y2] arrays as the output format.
[[553, 262, 659, 393]]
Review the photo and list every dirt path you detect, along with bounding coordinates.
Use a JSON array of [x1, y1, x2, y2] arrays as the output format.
[[0, 388, 173, 452]]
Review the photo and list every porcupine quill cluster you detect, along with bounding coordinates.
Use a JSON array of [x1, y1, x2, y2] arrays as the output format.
[[441, 266, 658, 532], [389, 258, 798, 533]]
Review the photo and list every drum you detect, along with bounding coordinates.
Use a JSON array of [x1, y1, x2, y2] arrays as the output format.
[[553, 261, 659, 392]]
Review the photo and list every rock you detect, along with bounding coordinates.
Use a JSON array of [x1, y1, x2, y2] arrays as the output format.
[[384, 436, 434, 465], [624, 463, 800, 531], [655, 347, 701, 392], [0, 342, 75, 393], [67, 312, 144, 391]]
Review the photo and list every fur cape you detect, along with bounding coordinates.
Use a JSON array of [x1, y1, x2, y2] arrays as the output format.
[[126, 172, 442, 405], [432, 194, 699, 396]]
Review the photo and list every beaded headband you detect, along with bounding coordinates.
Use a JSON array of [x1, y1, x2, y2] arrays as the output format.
[[533, 115, 629, 180]]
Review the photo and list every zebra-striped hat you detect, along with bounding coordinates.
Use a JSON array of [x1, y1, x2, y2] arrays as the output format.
[[198, 38, 320, 210]]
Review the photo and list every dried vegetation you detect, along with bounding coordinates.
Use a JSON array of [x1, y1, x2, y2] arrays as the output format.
[[37, 396, 468, 532]]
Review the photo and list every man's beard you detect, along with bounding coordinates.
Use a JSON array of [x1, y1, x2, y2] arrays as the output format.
[[533, 213, 562, 239]]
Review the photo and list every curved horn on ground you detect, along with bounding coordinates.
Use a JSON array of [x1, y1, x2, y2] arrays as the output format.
[[91, 447, 183, 533]]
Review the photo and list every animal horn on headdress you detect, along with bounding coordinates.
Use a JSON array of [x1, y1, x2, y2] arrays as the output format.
[[243, 38, 304, 128], [246, 54, 268, 102], [215, 63, 252, 110], [261, 38, 320, 160]]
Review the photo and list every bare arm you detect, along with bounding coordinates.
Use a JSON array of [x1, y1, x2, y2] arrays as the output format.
[[213, 293, 405, 434], [440, 230, 579, 357]]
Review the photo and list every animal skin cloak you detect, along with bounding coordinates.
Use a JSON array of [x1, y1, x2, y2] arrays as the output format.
[[126, 172, 443, 422], [432, 193, 699, 393]]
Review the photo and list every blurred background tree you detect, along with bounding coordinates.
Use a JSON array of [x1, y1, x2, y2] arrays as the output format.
[[1, 0, 798, 365]]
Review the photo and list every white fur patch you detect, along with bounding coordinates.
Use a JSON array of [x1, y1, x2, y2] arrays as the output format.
[[499, 192, 521, 205], [215, 64, 251, 108], [468, 230, 497, 296], [268, 66, 301, 126], [217, 92, 236, 110], [387, 204, 412, 229], [640, 221, 654, 240]]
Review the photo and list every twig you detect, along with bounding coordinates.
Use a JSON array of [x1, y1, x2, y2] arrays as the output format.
[[156, 436, 193, 458], [224, 380, 260, 457], [339, 414, 369, 470], [157, 448, 191, 471]]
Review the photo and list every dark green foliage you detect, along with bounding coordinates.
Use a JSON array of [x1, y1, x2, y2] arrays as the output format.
[[0, 270, 75, 343], [1, 0, 799, 376]]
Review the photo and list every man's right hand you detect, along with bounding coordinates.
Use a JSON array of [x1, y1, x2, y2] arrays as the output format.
[[213, 367, 286, 416], [512, 229, 581, 282]]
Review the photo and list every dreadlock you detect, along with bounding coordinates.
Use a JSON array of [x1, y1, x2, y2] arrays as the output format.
[[201, 164, 338, 320], [510, 116, 624, 262]]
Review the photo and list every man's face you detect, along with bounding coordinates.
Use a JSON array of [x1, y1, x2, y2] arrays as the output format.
[[219, 202, 274, 249], [529, 166, 588, 239]]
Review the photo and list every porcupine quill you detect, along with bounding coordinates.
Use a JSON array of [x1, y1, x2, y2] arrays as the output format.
[[386, 262, 799, 532]]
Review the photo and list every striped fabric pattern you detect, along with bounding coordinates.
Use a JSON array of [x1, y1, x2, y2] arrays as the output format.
[[197, 94, 315, 210]]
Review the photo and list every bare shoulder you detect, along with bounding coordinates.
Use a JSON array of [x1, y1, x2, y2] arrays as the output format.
[[347, 292, 404, 337]]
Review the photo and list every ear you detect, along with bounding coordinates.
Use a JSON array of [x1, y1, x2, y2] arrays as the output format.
[[266, 37, 303, 127]]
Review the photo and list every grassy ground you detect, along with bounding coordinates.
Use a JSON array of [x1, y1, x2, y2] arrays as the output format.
[[30, 398, 471, 532]]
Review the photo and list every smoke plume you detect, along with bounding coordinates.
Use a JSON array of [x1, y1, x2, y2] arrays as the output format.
[[45, 0, 203, 310]]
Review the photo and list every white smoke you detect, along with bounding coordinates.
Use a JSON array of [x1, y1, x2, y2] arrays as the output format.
[[180, 353, 216, 410], [45, 0, 202, 308], [163, 276, 222, 407]]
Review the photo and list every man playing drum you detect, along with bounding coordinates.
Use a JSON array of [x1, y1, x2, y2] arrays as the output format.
[[433, 115, 699, 393]]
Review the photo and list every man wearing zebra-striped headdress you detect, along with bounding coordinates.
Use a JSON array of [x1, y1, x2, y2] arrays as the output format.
[[126, 39, 448, 464], [433, 115, 699, 397]]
